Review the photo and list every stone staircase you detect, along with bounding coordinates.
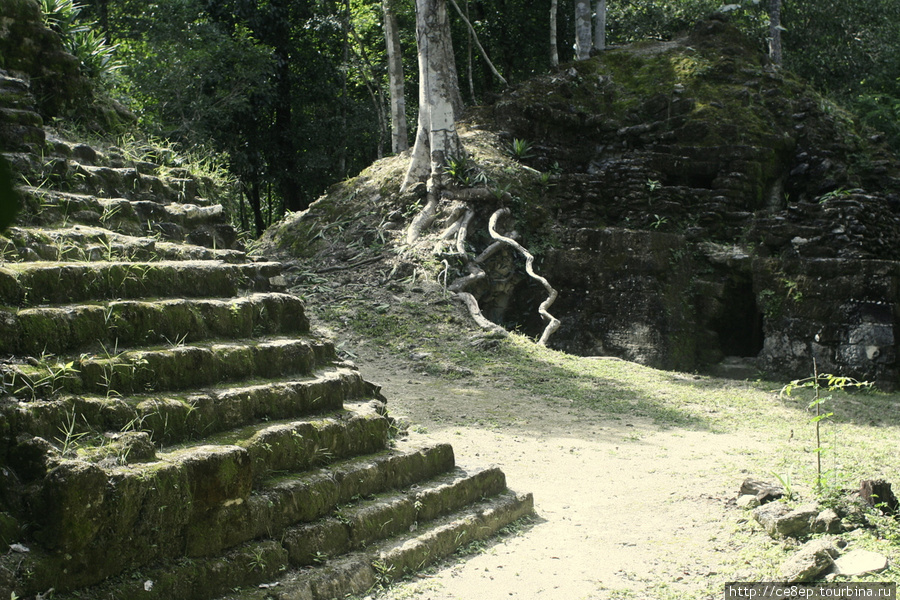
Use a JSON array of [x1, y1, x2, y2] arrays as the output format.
[[0, 71, 533, 599]]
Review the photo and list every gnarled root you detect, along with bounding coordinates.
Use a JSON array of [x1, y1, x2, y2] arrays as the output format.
[[488, 207, 561, 346], [400, 180, 560, 345], [455, 291, 507, 337]]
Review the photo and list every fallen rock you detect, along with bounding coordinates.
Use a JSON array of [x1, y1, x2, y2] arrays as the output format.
[[812, 508, 842, 534], [832, 549, 888, 577], [752, 502, 822, 538], [740, 478, 784, 504], [775, 503, 820, 537], [779, 538, 841, 582], [737, 494, 760, 509], [753, 501, 790, 536]]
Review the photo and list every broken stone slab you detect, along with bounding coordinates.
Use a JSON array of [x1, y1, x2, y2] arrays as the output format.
[[753, 502, 821, 538], [832, 549, 888, 577], [737, 494, 760, 509], [779, 538, 841, 582], [811, 508, 842, 534], [740, 477, 784, 504], [776, 503, 821, 537], [753, 501, 790, 536]]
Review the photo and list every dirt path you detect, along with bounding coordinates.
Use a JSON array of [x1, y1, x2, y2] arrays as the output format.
[[349, 350, 775, 600]]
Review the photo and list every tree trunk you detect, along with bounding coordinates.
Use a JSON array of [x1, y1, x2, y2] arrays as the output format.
[[274, 52, 302, 213], [401, 0, 464, 193], [339, 0, 351, 176], [768, 0, 783, 66], [593, 0, 606, 51], [860, 479, 899, 516], [383, 0, 409, 153], [574, 0, 592, 60], [349, 21, 388, 159], [244, 177, 265, 237], [549, 0, 559, 67], [466, 0, 475, 102]]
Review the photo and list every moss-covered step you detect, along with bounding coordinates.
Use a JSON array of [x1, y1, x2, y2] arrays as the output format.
[[69, 163, 209, 204], [210, 490, 534, 600], [0, 259, 284, 305], [4, 337, 337, 398], [182, 441, 457, 560], [8, 442, 456, 596], [43, 467, 531, 600], [0, 365, 373, 448], [0, 292, 308, 355], [279, 466, 509, 565], [26, 403, 389, 550], [0, 225, 246, 263], [14, 158, 211, 205], [16, 187, 234, 243]]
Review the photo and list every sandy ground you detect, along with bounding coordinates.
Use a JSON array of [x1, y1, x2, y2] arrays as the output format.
[[346, 348, 775, 600]]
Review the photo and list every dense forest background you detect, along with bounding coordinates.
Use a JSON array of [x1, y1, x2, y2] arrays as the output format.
[[46, 0, 900, 237]]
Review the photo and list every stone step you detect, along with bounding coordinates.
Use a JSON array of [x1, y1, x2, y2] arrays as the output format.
[[0, 74, 43, 151], [0, 225, 246, 263], [10, 145, 219, 209], [0, 72, 35, 110], [0, 292, 307, 356], [212, 491, 534, 600], [16, 187, 234, 246], [5, 337, 337, 399], [0, 259, 284, 306], [68, 162, 209, 204], [45, 471, 532, 600], [19, 442, 459, 595], [0, 106, 42, 129], [27, 402, 390, 553], [185, 439, 455, 559], [3, 366, 374, 449], [14, 154, 213, 204], [279, 466, 509, 565]]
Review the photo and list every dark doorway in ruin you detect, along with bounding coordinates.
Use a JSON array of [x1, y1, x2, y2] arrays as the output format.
[[714, 275, 764, 357]]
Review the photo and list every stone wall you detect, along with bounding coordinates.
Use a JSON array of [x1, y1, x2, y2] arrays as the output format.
[[756, 258, 899, 389], [481, 17, 900, 388], [0, 0, 89, 119]]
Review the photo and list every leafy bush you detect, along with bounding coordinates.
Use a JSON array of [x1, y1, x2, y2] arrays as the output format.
[[41, 0, 122, 79]]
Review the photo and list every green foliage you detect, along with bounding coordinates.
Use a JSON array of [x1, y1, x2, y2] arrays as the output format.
[[372, 559, 395, 587], [444, 154, 487, 187], [781, 0, 900, 151], [506, 138, 533, 161], [771, 470, 795, 501], [41, 0, 122, 79], [607, 0, 722, 45], [40, 0, 86, 38], [781, 364, 873, 493]]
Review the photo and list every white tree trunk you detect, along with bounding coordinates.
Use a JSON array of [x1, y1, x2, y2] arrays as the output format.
[[574, 0, 592, 60], [593, 0, 606, 51], [550, 0, 559, 67], [383, 0, 409, 153], [401, 0, 464, 193], [768, 0, 783, 66]]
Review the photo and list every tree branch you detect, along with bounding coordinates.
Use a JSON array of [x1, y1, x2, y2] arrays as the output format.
[[447, 0, 508, 87]]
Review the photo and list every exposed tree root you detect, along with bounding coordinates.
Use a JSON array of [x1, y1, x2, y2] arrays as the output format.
[[455, 291, 507, 337], [397, 174, 560, 344], [488, 208, 561, 346], [406, 190, 439, 244]]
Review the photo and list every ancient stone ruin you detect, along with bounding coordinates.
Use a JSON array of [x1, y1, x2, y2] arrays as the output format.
[[483, 18, 900, 389], [0, 3, 532, 598]]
